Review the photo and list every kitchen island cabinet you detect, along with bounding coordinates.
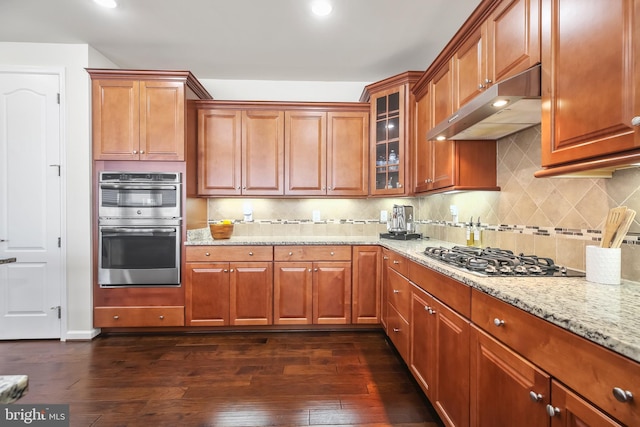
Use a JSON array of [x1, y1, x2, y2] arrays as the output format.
[[536, 0, 640, 177], [88, 69, 210, 161]]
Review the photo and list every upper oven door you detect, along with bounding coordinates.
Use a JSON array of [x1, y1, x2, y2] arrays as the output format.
[[99, 182, 181, 219]]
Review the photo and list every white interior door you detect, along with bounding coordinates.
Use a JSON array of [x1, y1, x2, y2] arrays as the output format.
[[0, 70, 62, 339]]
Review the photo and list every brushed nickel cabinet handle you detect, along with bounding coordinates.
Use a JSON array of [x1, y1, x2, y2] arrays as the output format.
[[133, 150, 138, 154], [248, 251, 253, 256], [159, 315, 164, 320], [529, 391, 543, 402], [613, 387, 633, 402], [113, 315, 119, 320], [288, 251, 293, 256], [631, 116, 640, 126], [494, 318, 505, 327], [205, 252, 210, 256], [546, 405, 560, 417]]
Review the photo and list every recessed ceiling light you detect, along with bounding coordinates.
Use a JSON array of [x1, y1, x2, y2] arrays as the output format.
[[93, 0, 117, 8], [436, 135, 446, 141], [492, 99, 509, 108], [311, 1, 332, 17]]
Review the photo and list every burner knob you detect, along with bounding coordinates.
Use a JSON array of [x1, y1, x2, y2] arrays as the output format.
[[493, 318, 505, 327]]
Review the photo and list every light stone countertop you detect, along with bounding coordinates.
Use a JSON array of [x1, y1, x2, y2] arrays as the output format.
[[185, 232, 640, 364]]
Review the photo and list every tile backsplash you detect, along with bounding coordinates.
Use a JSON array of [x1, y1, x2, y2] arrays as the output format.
[[206, 125, 640, 281]]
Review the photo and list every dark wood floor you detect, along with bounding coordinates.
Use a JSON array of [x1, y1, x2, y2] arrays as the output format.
[[1, 330, 443, 427]]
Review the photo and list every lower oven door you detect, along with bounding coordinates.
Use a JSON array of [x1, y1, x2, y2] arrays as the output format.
[[98, 224, 180, 287]]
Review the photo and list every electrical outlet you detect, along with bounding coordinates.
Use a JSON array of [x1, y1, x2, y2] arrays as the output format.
[[380, 210, 388, 222], [312, 210, 321, 222]]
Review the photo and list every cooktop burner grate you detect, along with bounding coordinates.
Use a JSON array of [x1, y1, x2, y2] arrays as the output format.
[[423, 246, 585, 277]]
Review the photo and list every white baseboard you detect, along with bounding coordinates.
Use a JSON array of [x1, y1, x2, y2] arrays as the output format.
[[63, 328, 100, 341]]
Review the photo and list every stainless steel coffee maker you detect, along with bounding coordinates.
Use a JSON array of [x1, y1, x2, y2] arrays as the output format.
[[388, 204, 414, 233]]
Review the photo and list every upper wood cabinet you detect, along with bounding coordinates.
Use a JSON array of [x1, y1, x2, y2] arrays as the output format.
[[88, 69, 211, 161], [536, 0, 640, 177], [362, 72, 421, 196], [285, 107, 369, 196], [197, 107, 284, 196]]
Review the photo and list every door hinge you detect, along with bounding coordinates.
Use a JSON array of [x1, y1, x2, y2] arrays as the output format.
[[51, 306, 61, 319], [57, 93, 60, 104], [58, 237, 61, 248]]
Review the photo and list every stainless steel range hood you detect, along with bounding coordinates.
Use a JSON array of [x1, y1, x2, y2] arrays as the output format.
[[427, 64, 541, 141]]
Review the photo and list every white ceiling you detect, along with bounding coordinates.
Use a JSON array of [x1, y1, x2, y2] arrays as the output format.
[[0, 0, 482, 83]]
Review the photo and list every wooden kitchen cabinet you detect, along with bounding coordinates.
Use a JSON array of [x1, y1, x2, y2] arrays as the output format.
[[548, 380, 622, 427], [471, 288, 640, 426], [361, 72, 421, 196], [88, 70, 210, 161], [326, 111, 370, 196], [273, 246, 351, 325], [455, 0, 540, 110], [351, 245, 381, 324], [285, 107, 369, 196], [470, 325, 550, 427], [380, 248, 391, 330], [537, 0, 640, 176], [185, 246, 274, 326], [94, 306, 184, 327], [197, 107, 283, 196], [386, 256, 411, 360]]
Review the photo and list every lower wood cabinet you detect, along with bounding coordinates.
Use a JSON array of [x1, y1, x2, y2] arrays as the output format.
[[185, 246, 273, 326], [94, 306, 184, 327], [411, 283, 470, 427], [273, 245, 351, 325], [548, 380, 622, 427], [351, 246, 381, 324]]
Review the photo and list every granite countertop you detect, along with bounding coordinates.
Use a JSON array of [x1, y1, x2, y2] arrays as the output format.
[[0, 375, 28, 403], [185, 233, 640, 364]]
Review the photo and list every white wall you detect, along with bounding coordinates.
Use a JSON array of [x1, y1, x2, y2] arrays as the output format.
[[0, 42, 116, 340], [200, 78, 370, 102]]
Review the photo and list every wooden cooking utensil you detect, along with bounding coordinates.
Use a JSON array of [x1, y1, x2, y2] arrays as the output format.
[[600, 206, 628, 248], [610, 209, 636, 249]]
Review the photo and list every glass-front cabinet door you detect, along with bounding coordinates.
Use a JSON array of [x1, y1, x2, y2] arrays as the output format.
[[363, 72, 420, 196], [374, 90, 403, 192]]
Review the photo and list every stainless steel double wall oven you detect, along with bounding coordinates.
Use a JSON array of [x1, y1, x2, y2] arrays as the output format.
[[98, 172, 182, 287]]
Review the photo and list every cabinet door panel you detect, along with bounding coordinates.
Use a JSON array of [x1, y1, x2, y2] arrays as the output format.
[[285, 111, 326, 195], [197, 109, 242, 195], [430, 140, 455, 190], [432, 60, 455, 126], [327, 112, 369, 196], [92, 79, 139, 160], [541, 0, 639, 166], [550, 380, 622, 427], [230, 262, 273, 325], [489, 0, 540, 83], [185, 263, 229, 326], [455, 24, 487, 109], [139, 80, 185, 161], [313, 262, 351, 324], [470, 325, 549, 427], [410, 286, 434, 399], [414, 94, 433, 193], [352, 246, 381, 324], [242, 110, 284, 195], [274, 262, 313, 325]]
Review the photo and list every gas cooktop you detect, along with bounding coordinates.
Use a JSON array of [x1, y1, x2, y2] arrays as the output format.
[[423, 246, 585, 277]]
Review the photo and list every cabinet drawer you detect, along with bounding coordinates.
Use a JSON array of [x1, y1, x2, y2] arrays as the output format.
[[471, 289, 640, 426], [387, 304, 410, 362], [186, 246, 273, 262], [387, 268, 410, 321], [274, 245, 351, 261], [386, 250, 408, 276], [94, 306, 184, 327], [408, 260, 471, 318]]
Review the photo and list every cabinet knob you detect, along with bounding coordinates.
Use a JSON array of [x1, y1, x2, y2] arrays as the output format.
[[632, 116, 640, 126], [288, 251, 293, 256], [478, 83, 486, 89], [223, 269, 228, 273], [330, 251, 334, 256], [612, 387, 634, 402], [133, 150, 138, 154], [484, 78, 492, 84], [230, 268, 234, 273], [383, 256, 389, 260], [393, 260, 400, 265], [493, 318, 505, 327], [529, 391, 543, 402], [159, 315, 164, 320], [424, 305, 430, 311], [308, 268, 312, 272], [428, 308, 436, 315], [393, 289, 400, 294], [140, 150, 145, 154], [113, 315, 119, 320], [248, 251, 253, 256], [205, 252, 210, 256], [546, 405, 560, 417], [237, 186, 241, 190], [397, 183, 402, 188], [314, 268, 318, 272], [392, 328, 400, 333]]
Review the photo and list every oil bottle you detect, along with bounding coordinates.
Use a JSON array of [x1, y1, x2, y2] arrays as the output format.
[[466, 217, 475, 246], [474, 218, 483, 247]]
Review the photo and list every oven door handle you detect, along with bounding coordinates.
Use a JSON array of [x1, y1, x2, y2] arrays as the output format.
[[100, 227, 177, 234], [100, 184, 177, 190]]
